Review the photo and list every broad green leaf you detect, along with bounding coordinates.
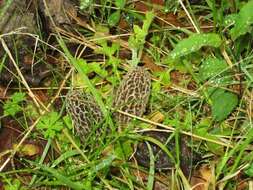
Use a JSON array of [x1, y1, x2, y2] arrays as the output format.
[[194, 126, 208, 137], [210, 88, 238, 121], [168, 33, 222, 59], [115, 0, 125, 9], [230, 0, 253, 40], [199, 57, 228, 82], [108, 10, 121, 27]]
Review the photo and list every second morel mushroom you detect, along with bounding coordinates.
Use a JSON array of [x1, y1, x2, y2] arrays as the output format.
[[113, 66, 151, 125], [66, 90, 103, 141]]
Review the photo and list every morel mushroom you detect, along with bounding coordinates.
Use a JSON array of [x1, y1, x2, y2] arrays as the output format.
[[66, 90, 103, 141], [113, 66, 151, 125]]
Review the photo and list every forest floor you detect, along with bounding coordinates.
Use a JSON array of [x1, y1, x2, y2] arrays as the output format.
[[0, 0, 253, 189]]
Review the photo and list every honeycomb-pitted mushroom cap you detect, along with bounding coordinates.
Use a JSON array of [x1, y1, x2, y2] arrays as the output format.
[[113, 66, 151, 125], [66, 90, 103, 141]]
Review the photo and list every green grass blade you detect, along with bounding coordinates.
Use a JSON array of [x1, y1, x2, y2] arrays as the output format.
[[146, 142, 155, 190], [32, 162, 84, 190]]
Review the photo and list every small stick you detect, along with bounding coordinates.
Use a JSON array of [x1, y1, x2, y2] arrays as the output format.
[[116, 109, 233, 148], [178, 0, 200, 34]]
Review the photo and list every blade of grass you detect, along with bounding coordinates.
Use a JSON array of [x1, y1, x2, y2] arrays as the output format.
[[51, 150, 81, 168], [30, 162, 84, 190], [29, 138, 52, 186], [216, 127, 253, 180], [146, 142, 155, 190]]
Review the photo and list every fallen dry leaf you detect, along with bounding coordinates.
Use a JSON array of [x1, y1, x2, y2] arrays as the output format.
[[13, 143, 41, 157], [149, 111, 165, 123], [134, 0, 164, 12], [142, 53, 164, 72], [0, 123, 21, 171], [191, 165, 214, 190]]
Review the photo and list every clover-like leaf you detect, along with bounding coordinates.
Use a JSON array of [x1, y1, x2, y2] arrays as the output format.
[[36, 111, 64, 139], [4, 92, 26, 117]]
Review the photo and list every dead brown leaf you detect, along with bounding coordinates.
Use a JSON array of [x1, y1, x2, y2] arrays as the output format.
[[14, 142, 41, 157], [149, 111, 165, 123], [0, 124, 21, 171], [191, 165, 213, 190], [142, 53, 164, 72]]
